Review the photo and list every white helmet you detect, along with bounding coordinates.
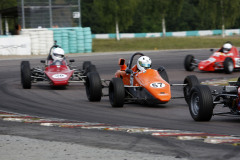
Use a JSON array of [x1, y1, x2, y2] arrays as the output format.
[[137, 56, 152, 71], [52, 48, 65, 61], [223, 43, 232, 53]]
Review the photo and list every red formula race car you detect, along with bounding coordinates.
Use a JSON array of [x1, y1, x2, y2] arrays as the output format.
[[85, 52, 197, 107], [184, 43, 240, 74], [21, 43, 97, 89]]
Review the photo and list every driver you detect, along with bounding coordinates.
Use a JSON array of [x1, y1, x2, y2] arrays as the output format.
[[52, 48, 65, 61], [137, 56, 152, 71], [47, 48, 65, 65], [221, 42, 233, 54]]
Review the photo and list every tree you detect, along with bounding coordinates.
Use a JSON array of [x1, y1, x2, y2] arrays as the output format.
[[150, 0, 170, 37], [199, 0, 240, 37], [93, 0, 138, 40], [0, 0, 17, 9], [132, 0, 183, 36], [167, 0, 199, 31], [0, 0, 17, 35]]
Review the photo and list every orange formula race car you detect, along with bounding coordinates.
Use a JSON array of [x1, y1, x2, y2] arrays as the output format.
[[85, 52, 199, 107]]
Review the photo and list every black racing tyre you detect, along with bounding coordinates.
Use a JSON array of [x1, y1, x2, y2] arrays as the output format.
[[21, 61, 31, 89], [85, 72, 102, 102], [189, 85, 213, 121], [183, 75, 199, 104], [109, 78, 125, 107], [157, 67, 169, 83], [184, 55, 195, 71], [236, 77, 240, 86], [82, 61, 92, 70], [84, 64, 97, 76], [223, 57, 234, 74]]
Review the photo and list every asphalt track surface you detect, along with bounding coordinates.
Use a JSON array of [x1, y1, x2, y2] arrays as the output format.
[[1, 49, 240, 159]]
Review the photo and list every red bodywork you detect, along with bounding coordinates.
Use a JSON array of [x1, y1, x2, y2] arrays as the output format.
[[44, 61, 74, 86], [115, 59, 171, 103], [198, 46, 240, 71]]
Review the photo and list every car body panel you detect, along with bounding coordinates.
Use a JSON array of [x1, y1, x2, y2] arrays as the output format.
[[134, 69, 171, 102], [44, 64, 74, 86]]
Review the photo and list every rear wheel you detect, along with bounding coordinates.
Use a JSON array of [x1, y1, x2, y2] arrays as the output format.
[[85, 72, 102, 101], [109, 78, 125, 107], [158, 67, 169, 83], [183, 75, 199, 104], [223, 57, 234, 74], [21, 61, 31, 89], [184, 55, 195, 71], [189, 85, 213, 121]]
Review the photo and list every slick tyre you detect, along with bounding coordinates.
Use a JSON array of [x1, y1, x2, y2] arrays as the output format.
[[158, 67, 169, 83], [85, 72, 102, 102], [223, 57, 234, 74], [21, 61, 31, 89], [109, 78, 125, 107], [82, 61, 91, 70], [183, 75, 199, 104], [184, 55, 195, 71], [189, 85, 213, 121], [84, 64, 97, 76]]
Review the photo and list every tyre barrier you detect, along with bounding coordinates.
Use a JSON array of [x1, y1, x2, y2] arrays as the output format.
[[21, 29, 54, 55], [19, 27, 92, 55]]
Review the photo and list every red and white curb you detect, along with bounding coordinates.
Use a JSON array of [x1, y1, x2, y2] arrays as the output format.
[[1, 110, 240, 145]]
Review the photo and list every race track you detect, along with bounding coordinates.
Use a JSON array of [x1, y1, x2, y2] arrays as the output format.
[[1, 49, 240, 159]]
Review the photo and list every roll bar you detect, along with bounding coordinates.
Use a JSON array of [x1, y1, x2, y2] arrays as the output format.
[[127, 52, 145, 69]]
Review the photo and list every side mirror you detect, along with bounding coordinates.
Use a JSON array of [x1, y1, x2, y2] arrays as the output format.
[[40, 60, 45, 63], [210, 49, 214, 52], [118, 58, 125, 65], [125, 68, 133, 74], [69, 59, 75, 63]]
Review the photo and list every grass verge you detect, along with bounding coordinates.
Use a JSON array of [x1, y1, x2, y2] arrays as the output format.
[[93, 36, 240, 52]]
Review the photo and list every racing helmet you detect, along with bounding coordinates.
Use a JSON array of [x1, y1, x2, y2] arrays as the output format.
[[223, 43, 232, 53], [52, 48, 65, 61], [137, 56, 152, 71]]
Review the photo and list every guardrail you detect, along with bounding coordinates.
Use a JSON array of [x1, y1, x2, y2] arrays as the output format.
[[92, 29, 240, 39]]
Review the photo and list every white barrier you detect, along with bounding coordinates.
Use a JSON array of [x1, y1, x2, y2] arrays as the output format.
[[0, 36, 31, 55], [21, 29, 54, 55]]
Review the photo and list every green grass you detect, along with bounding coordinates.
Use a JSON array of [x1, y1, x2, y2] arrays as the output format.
[[92, 36, 240, 52]]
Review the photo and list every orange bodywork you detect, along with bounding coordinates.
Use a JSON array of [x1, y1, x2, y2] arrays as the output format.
[[115, 58, 171, 103]]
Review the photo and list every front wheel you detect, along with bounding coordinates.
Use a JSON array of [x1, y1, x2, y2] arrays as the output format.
[[109, 78, 125, 107], [223, 57, 234, 74], [184, 55, 195, 71], [183, 75, 199, 104], [82, 61, 91, 70], [189, 85, 213, 121], [158, 67, 169, 83], [83, 64, 97, 76], [85, 72, 102, 102], [21, 61, 32, 89]]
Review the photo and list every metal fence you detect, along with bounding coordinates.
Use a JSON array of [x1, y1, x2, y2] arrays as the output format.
[[17, 0, 81, 28]]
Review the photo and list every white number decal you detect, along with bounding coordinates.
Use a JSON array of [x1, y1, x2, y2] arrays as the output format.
[[150, 82, 165, 88], [52, 74, 67, 78], [235, 58, 240, 67], [207, 57, 216, 62]]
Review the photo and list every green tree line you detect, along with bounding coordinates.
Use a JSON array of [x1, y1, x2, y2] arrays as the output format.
[[82, 0, 240, 34], [1, 0, 240, 34]]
